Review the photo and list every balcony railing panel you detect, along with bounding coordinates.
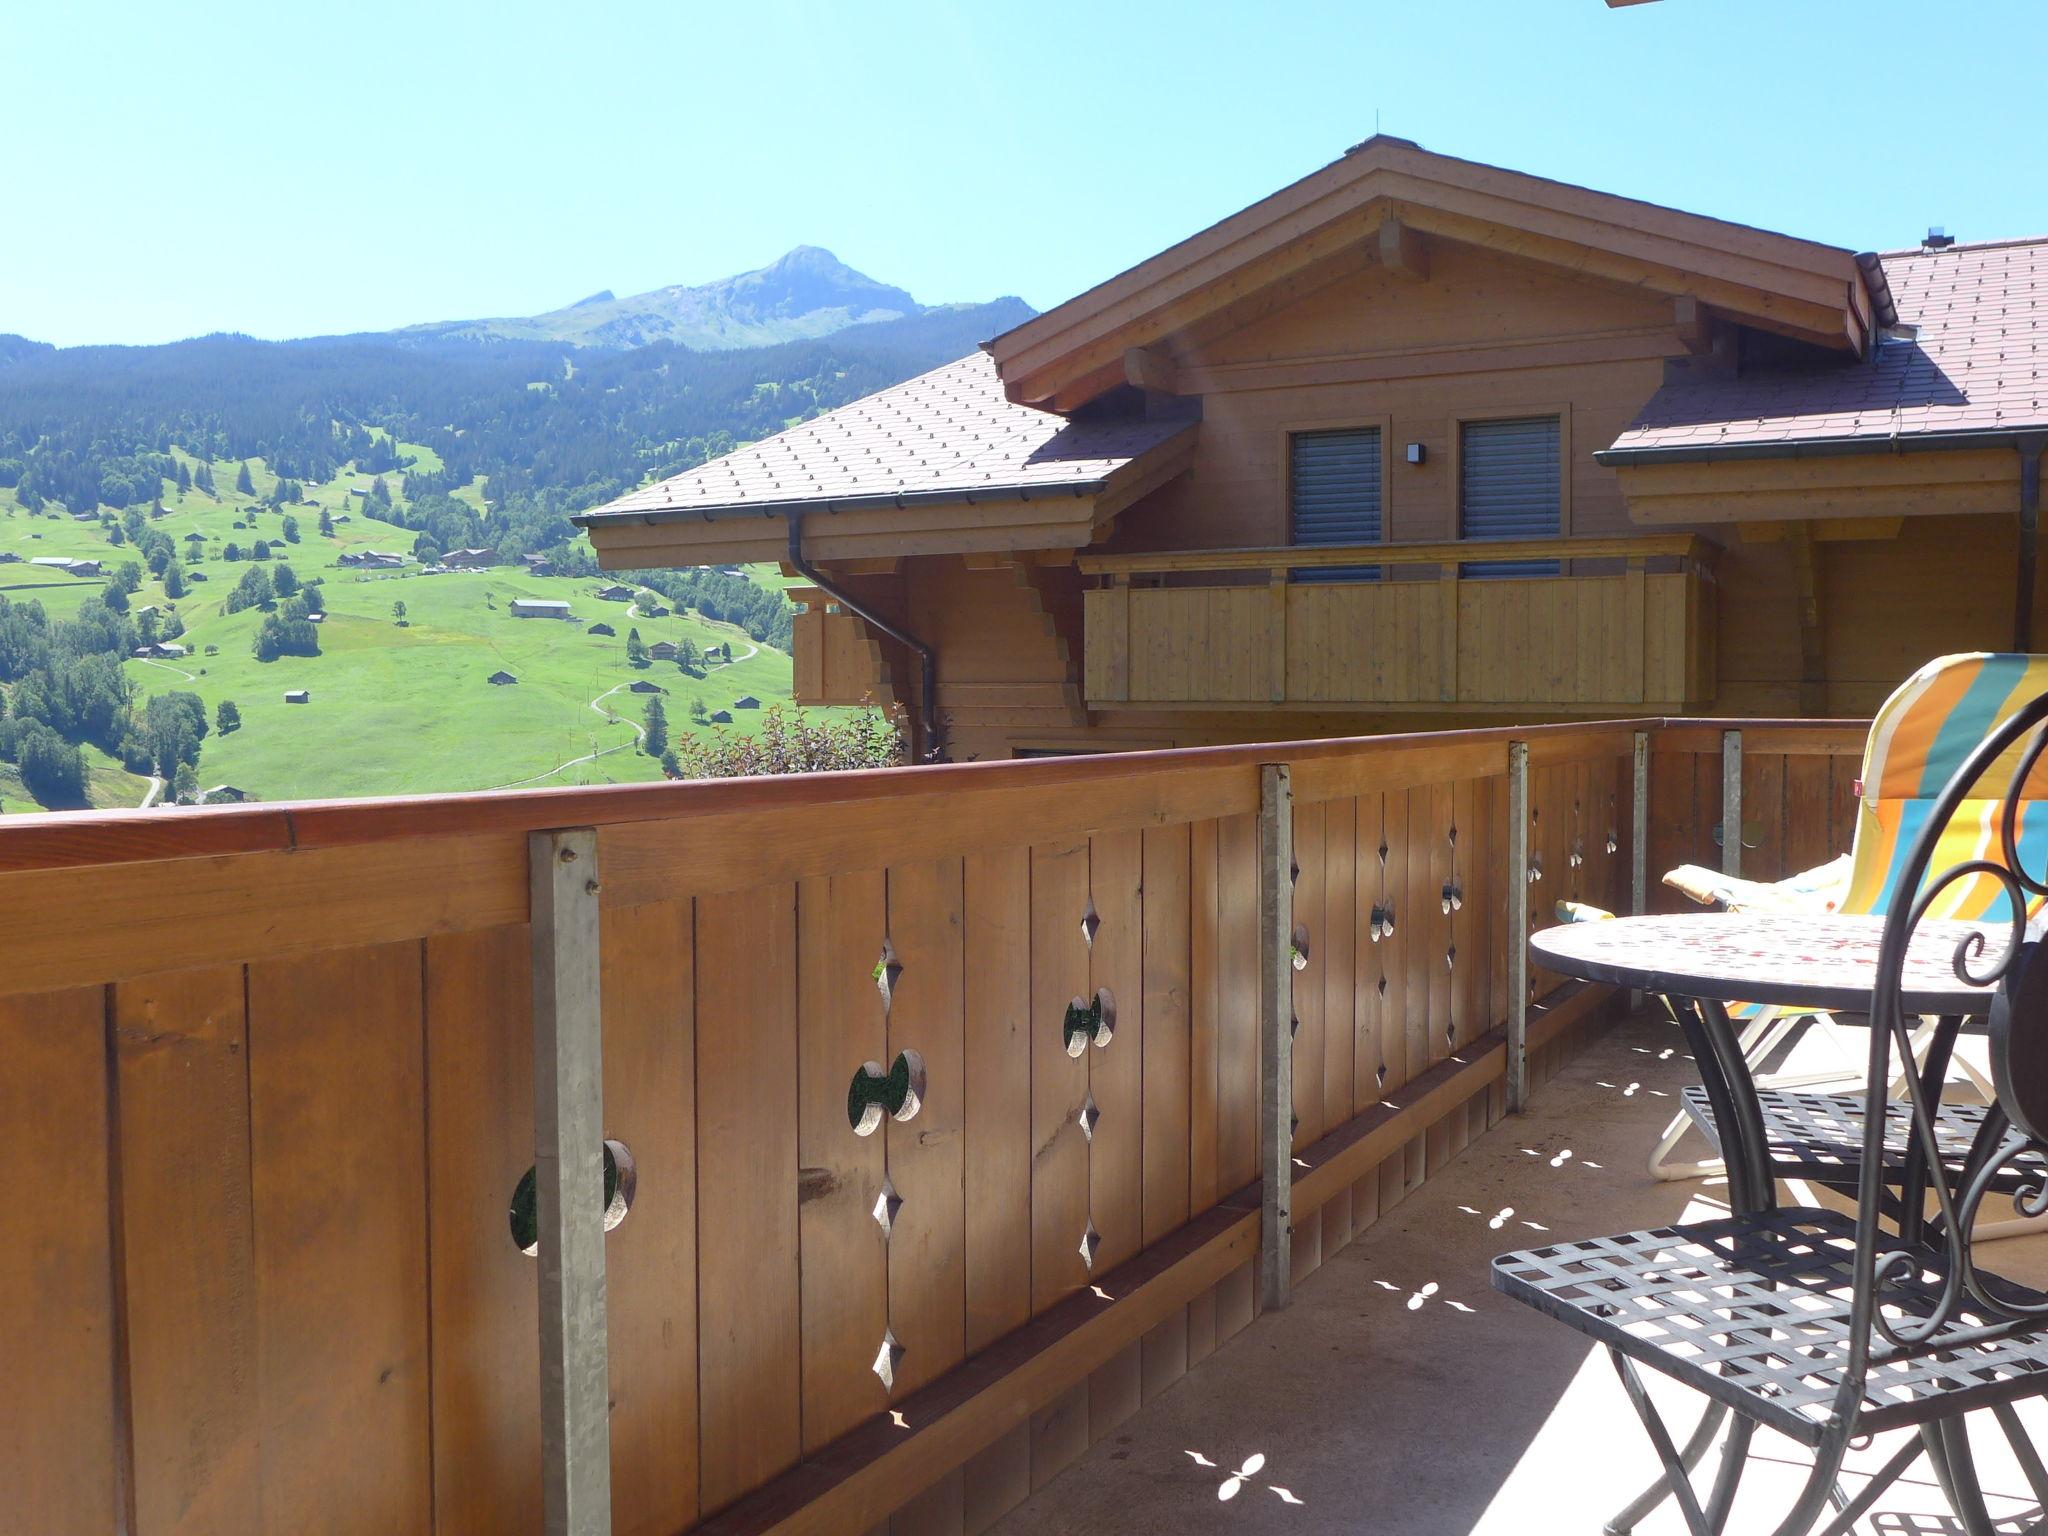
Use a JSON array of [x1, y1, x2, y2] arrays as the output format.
[[1081, 535, 1717, 712], [0, 716, 1861, 1536]]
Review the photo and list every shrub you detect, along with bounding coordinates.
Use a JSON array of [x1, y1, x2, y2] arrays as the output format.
[[673, 704, 903, 779]]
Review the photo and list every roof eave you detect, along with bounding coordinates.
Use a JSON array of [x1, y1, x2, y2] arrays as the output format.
[[572, 479, 1109, 531], [1597, 425, 2048, 468]]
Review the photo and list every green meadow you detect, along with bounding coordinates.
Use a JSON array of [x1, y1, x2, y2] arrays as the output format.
[[0, 453, 804, 807]]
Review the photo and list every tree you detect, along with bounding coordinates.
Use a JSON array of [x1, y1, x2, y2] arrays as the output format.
[[216, 699, 241, 734], [687, 697, 708, 725], [222, 542, 242, 562], [392, 599, 407, 626], [317, 509, 334, 537], [282, 515, 300, 544], [250, 539, 271, 560], [142, 691, 208, 773], [253, 614, 319, 661], [16, 721, 86, 802], [225, 564, 273, 614], [271, 563, 300, 597], [676, 638, 701, 670], [659, 749, 681, 778], [117, 561, 143, 593], [194, 463, 216, 497], [101, 578, 129, 615], [175, 460, 192, 494], [234, 461, 254, 496], [642, 696, 669, 759], [626, 626, 647, 666], [173, 761, 199, 804], [162, 564, 186, 599]]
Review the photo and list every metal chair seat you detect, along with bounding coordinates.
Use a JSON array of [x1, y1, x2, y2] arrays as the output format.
[[1678, 1084, 2047, 1191], [1492, 1206, 2048, 1448]]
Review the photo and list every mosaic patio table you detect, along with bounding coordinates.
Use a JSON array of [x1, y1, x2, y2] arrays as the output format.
[[1529, 912, 2008, 1214]]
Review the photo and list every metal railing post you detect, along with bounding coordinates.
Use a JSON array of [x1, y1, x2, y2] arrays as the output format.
[[1721, 730, 1743, 880], [530, 828, 613, 1536], [1506, 741, 1530, 1113], [1258, 763, 1295, 1312]]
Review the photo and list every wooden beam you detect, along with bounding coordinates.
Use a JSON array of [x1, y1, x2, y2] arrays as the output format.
[[529, 827, 614, 1536], [1376, 217, 1428, 281], [1785, 522, 1828, 716], [1506, 741, 1530, 1112], [1121, 346, 1181, 396], [1736, 516, 1902, 545], [1673, 296, 1716, 355], [1079, 533, 1711, 577]]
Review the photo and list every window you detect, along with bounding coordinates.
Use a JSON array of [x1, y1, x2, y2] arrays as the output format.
[[1289, 427, 1381, 582], [1459, 416, 1561, 577]]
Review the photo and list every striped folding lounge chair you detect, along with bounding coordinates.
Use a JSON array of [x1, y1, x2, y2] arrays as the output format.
[[1648, 652, 2048, 1181]]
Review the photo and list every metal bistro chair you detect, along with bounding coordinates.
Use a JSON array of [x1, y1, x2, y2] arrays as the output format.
[[1653, 653, 2048, 1193], [1494, 692, 2048, 1536]]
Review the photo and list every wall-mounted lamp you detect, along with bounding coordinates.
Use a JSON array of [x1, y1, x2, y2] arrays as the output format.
[[1406, 442, 1427, 465]]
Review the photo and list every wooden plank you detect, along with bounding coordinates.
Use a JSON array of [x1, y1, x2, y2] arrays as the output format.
[[1322, 796, 1359, 1132], [423, 925, 540, 1536], [697, 884, 802, 1513], [1188, 820, 1222, 1215], [1140, 1308, 1189, 1403], [1215, 813, 1261, 1195], [1030, 1385, 1089, 1490], [1088, 829, 1145, 1274], [887, 859, 968, 1399], [1077, 533, 1711, 576], [1783, 752, 1834, 877], [796, 871, 890, 1451], [600, 899, 700, 1536], [1088, 1341, 1143, 1440], [1290, 799, 1326, 1149], [115, 967, 259, 1536], [0, 986, 119, 1536], [963, 849, 1033, 1354], [1031, 838, 1093, 1314], [1142, 824, 1192, 1246], [1258, 765, 1295, 1312], [248, 942, 432, 1535]]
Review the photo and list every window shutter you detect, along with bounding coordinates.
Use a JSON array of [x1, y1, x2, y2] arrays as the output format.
[[1290, 427, 1381, 582], [1459, 416, 1561, 577]]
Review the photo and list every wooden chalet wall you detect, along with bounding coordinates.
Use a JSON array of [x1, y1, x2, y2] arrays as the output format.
[[0, 718, 1817, 1536], [808, 243, 2033, 760]]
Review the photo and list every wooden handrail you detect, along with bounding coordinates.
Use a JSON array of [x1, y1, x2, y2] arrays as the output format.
[[1077, 533, 1714, 577]]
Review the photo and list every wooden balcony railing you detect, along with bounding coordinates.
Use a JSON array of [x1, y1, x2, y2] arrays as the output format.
[[0, 716, 1861, 1536], [1078, 535, 1718, 712]]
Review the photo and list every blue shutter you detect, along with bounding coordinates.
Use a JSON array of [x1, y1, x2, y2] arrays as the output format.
[[1459, 416, 1561, 578], [1290, 427, 1381, 582]]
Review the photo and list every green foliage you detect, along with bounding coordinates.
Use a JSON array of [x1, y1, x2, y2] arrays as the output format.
[[162, 563, 186, 599], [271, 563, 299, 598], [15, 720, 86, 801], [392, 599, 407, 625], [642, 695, 669, 759], [234, 461, 254, 496], [253, 613, 320, 662], [282, 515, 300, 544], [142, 691, 208, 772], [225, 564, 273, 614], [173, 761, 199, 803], [216, 699, 241, 734], [674, 703, 902, 779], [626, 627, 647, 666]]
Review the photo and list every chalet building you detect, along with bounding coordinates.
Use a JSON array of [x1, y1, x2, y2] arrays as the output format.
[[283, 689, 309, 704], [31, 556, 102, 577], [733, 695, 762, 710], [337, 550, 406, 570], [444, 547, 498, 569], [593, 584, 638, 603], [580, 138, 2048, 762], [510, 598, 574, 620], [487, 670, 518, 686], [648, 641, 680, 661], [628, 679, 667, 694]]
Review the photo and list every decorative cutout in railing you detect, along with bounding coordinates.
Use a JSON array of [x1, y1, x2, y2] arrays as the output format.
[[846, 1050, 927, 1137], [872, 939, 902, 1009], [1063, 990, 1116, 1056], [1290, 924, 1311, 972], [508, 1138, 636, 1256], [1441, 880, 1463, 914]]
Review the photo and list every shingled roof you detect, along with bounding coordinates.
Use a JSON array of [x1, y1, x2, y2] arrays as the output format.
[[1603, 237, 2048, 461], [583, 352, 1192, 522]]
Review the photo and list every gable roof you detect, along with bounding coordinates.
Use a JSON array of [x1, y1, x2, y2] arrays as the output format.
[[986, 136, 1874, 411], [1602, 237, 2048, 462], [582, 353, 1191, 522]]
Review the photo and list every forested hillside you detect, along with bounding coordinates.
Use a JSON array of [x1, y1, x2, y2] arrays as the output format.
[[0, 259, 1033, 810]]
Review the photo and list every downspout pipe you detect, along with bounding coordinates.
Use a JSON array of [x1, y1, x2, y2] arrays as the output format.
[[786, 514, 945, 763], [2017, 434, 2046, 653]]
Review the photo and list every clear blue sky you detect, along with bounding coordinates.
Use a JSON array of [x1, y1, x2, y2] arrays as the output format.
[[11, 0, 2043, 348]]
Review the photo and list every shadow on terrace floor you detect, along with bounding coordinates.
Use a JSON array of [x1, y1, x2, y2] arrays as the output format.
[[992, 1010, 2048, 1536]]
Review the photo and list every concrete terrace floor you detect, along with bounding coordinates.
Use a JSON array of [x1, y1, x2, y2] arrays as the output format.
[[991, 1010, 2048, 1536]]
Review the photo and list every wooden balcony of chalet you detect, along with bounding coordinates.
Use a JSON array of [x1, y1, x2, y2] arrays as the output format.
[[1080, 534, 1717, 715], [5, 714, 1892, 1536]]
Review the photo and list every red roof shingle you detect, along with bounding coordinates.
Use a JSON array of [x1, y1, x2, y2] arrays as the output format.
[[1605, 238, 2048, 458], [585, 352, 1191, 520]]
